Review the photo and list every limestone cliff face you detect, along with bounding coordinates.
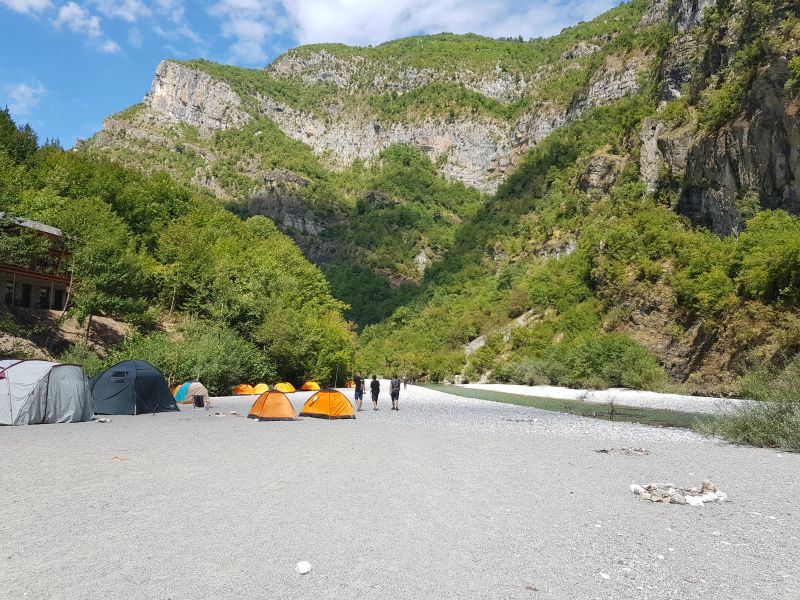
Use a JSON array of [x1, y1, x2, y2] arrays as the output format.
[[267, 48, 529, 102], [92, 44, 651, 195], [680, 61, 800, 234], [638, 0, 800, 234], [257, 51, 649, 194], [144, 60, 251, 135]]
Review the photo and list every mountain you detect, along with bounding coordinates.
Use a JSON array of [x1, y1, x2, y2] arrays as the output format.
[[82, 0, 800, 395]]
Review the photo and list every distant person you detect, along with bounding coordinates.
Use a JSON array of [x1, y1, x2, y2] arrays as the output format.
[[354, 372, 365, 411], [403, 375, 409, 390], [370, 375, 380, 410], [390, 375, 401, 411]]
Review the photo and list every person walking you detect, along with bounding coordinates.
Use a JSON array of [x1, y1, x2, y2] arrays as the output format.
[[390, 374, 401, 411], [353, 372, 365, 411], [370, 375, 380, 410], [403, 375, 409, 390]]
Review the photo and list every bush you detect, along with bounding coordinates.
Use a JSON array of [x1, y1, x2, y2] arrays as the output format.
[[106, 322, 277, 395], [59, 343, 106, 377], [699, 355, 800, 450], [563, 333, 666, 389]]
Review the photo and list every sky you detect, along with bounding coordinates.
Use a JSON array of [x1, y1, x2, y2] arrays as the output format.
[[0, 0, 622, 147]]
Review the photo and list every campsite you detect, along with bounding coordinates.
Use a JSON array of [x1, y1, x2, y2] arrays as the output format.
[[1, 381, 798, 599], [3, 0, 800, 596]]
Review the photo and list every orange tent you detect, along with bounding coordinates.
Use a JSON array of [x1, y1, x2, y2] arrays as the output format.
[[253, 383, 269, 394], [300, 389, 355, 420], [344, 380, 355, 388], [300, 381, 321, 391], [248, 390, 296, 421], [234, 384, 255, 395], [274, 382, 296, 393]]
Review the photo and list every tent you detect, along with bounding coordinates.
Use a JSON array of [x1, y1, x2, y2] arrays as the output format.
[[300, 381, 321, 391], [344, 380, 355, 388], [253, 383, 270, 394], [274, 382, 295, 393], [0, 359, 94, 425], [299, 389, 355, 420], [234, 384, 255, 395], [248, 390, 296, 421], [91, 360, 178, 415], [174, 381, 209, 405]]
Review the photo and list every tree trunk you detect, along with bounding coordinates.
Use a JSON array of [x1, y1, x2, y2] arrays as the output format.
[[84, 313, 93, 343]]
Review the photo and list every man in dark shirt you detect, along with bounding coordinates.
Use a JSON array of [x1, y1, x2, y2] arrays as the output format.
[[370, 375, 380, 410], [390, 375, 401, 411], [353, 372, 365, 411]]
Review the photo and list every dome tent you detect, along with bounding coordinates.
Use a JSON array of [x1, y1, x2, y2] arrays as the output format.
[[300, 381, 321, 391], [248, 390, 296, 421], [234, 384, 255, 395], [299, 389, 355, 420], [252, 383, 270, 394], [274, 382, 295, 393], [174, 381, 210, 405], [0, 359, 94, 425], [91, 360, 178, 415]]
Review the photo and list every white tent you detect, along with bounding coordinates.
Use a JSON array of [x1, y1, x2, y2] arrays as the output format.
[[0, 359, 94, 425]]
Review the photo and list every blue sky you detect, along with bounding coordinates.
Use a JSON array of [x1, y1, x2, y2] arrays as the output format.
[[0, 0, 621, 147]]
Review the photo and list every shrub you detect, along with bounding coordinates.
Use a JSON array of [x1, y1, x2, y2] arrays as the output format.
[[699, 355, 800, 450], [563, 333, 666, 389], [105, 322, 277, 395], [59, 343, 106, 377]]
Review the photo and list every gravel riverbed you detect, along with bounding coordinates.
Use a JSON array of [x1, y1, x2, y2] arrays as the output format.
[[460, 383, 750, 415], [1, 383, 797, 599]]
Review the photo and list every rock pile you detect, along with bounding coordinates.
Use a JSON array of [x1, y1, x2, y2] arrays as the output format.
[[630, 479, 728, 506]]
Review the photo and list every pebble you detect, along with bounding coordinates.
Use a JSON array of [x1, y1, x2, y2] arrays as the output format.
[[600, 572, 611, 580], [296, 561, 312, 575]]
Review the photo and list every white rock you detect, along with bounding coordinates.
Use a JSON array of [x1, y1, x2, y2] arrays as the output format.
[[296, 561, 312, 575], [600, 572, 611, 580], [630, 484, 646, 495], [685, 496, 704, 507]]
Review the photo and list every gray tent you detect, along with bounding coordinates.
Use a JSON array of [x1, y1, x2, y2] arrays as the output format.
[[0, 359, 94, 425]]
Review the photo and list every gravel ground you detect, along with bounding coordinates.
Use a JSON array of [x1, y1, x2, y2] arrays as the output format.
[[460, 383, 750, 415], [1, 383, 797, 600]]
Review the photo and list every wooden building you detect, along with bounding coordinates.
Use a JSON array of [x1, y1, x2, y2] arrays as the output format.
[[0, 214, 71, 311]]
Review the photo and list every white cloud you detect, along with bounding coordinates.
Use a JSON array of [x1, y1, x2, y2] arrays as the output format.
[[209, 0, 288, 65], [54, 1, 102, 37], [0, 0, 51, 14], [53, 1, 120, 53], [204, 0, 622, 66], [90, 0, 150, 23], [282, 0, 621, 46], [99, 38, 120, 52], [4, 82, 46, 116]]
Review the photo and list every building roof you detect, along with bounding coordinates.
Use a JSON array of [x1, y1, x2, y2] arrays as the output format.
[[0, 212, 63, 237]]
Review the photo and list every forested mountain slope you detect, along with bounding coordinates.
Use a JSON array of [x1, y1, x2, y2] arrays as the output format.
[[0, 109, 353, 392], [81, 0, 800, 395]]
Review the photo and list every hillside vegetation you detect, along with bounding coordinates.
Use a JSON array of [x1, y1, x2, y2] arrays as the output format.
[[0, 108, 353, 393], [69, 0, 800, 408]]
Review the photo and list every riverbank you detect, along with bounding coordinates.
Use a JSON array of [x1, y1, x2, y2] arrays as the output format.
[[460, 383, 749, 415]]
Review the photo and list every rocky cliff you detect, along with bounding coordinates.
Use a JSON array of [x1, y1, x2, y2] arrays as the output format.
[[88, 1, 656, 196], [640, 0, 800, 234]]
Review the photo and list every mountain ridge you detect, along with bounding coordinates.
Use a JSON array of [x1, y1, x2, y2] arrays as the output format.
[[80, 0, 800, 394]]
